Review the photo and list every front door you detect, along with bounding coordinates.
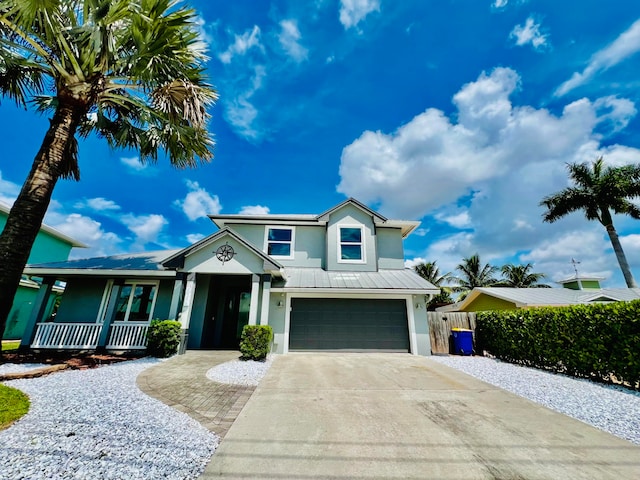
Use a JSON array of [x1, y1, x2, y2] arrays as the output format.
[[219, 287, 251, 348]]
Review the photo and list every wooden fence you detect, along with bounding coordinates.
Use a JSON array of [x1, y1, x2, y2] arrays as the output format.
[[427, 311, 476, 354]]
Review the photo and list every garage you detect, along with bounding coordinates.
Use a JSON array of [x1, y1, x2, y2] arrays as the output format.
[[289, 298, 410, 351]]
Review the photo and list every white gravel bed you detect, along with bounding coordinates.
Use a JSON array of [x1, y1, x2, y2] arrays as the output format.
[[206, 355, 274, 386], [0, 358, 218, 480], [430, 355, 640, 445], [0, 363, 48, 375]]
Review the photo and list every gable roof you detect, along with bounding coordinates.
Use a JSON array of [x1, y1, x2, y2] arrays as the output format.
[[162, 227, 283, 273], [24, 249, 179, 278], [437, 287, 640, 311], [209, 198, 420, 238], [0, 201, 87, 248]]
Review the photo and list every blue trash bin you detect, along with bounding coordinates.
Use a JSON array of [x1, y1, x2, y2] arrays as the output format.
[[451, 328, 473, 355]]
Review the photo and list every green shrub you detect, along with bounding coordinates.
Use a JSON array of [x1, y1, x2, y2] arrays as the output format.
[[240, 325, 273, 361], [147, 319, 182, 358], [476, 300, 640, 389]]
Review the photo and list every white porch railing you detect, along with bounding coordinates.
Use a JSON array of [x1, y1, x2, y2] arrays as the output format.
[[106, 322, 149, 349], [31, 323, 102, 349]]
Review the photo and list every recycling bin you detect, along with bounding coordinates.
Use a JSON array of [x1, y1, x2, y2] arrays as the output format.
[[451, 328, 473, 355]]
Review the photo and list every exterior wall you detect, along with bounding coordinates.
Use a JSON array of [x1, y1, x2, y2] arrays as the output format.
[[184, 236, 267, 274], [55, 278, 109, 323], [152, 280, 175, 320], [268, 294, 287, 354], [3, 285, 59, 339], [230, 224, 325, 268], [581, 280, 601, 289], [463, 294, 517, 312], [410, 295, 431, 356], [377, 228, 405, 269], [325, 204, 377, 272], [187, 274, 211, 348]]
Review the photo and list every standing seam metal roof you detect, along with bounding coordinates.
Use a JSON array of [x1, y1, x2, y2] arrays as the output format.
[[278, 268, 438, 291]]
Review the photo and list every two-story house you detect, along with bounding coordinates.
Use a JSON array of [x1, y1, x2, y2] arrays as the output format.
[[21, 199, 438, 354]]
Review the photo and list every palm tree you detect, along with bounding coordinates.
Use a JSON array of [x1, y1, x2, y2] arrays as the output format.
[[0, 0, 217, 348], [453, 253, 500, 299], [540, 158, 640, 288], [413, 261, 454, 307], [500, 263, 550, 288]]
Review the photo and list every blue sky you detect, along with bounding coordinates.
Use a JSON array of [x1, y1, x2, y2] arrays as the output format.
[[2, 0, 640, 286]]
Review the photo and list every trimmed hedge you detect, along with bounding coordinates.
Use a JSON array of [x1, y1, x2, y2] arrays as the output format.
[[147, 320, 182, 358], [240, 325, 273, 361], [476, 300, 640, 389]]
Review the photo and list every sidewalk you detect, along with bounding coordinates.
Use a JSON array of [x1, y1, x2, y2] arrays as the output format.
[[136, 350, 255, 438]]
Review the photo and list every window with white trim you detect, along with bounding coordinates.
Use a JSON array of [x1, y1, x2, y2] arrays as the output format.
[[97, 280, 159, 323], [265, 226, 295, 258], [338, 225, 365, 262]]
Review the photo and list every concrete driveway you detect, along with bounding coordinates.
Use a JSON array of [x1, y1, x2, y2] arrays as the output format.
[[202, 353, 640, 479]]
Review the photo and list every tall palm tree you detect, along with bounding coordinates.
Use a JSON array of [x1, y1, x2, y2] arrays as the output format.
[[453, 253, 501, 298], [540, 158, 640, 288], [500, 263, 550, 288], [0, 0, 217, 347], [413, 261, 454, 306]]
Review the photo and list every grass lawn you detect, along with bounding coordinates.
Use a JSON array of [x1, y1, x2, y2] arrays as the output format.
[[0, 384, 30, 430], [2, 340, 20, 351]]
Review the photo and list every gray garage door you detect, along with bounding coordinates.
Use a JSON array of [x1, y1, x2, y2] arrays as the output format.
[[289, 298, 409, 351]]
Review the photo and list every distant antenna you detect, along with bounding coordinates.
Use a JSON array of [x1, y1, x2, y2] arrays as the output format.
[[571, 258, 581, 277]]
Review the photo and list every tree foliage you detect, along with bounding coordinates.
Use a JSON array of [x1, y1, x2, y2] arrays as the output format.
[[500, 263, 549, 288], [452, 253, 501, 299]]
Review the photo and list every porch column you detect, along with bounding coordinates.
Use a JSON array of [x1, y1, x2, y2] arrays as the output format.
[[97, 280, 124, 350], [20, 276, 55, 349], [259, 274, 271, 325], [248, 274, 260, 326], [168, 272, 186, 320], [178, 273, 197, 330]]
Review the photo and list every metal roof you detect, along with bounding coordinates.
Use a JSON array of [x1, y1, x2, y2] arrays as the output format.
[[24, 249, 180, 274], [274, 268, 439, 293]]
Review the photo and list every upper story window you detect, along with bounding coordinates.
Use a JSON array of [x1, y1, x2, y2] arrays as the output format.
[[339, 225, 365, 262], [265, 226, 295, 259], [97, 280, 158, 323]]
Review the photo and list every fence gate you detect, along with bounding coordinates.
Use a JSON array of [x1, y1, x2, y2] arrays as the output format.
[[427, 312, 476, 354]]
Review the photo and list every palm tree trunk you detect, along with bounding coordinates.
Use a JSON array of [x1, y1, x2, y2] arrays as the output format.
[[0, 104, 82, 353], [605, 224, 638, 288]]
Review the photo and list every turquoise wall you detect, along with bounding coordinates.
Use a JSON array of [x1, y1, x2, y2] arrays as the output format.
[[56, 278, 109, 323]]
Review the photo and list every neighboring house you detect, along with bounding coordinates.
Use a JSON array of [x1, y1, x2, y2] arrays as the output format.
[[22, 198, 439, 354], [437, 275, 640, 312], [1, 202, 86, 340]]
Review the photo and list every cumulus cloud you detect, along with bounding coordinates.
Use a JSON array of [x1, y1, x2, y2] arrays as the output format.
[[225, 65, 267, 140], [510, 17, 549, 50], [278, 20, 308, 62], [218, 25, 263, 64], [339, 0, 380, 30], [493, 0, 509, 8], [239, 205, 270, 215], [555, 18, 640, 97], [48, 213, 122, 258], [75, 197, 121, 212], [339, 66, 640, 286], [121, 213, 168, 245], [0, 171, 20, 206], [175, 180, 222, 221], [120, 156, 155, 175], [186, 233, 206, 244]]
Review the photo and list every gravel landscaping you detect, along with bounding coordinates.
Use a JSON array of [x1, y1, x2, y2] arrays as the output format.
[[0, 358, 218, 480], [430, 355, 640, 445], [206, 355, 274, 386]]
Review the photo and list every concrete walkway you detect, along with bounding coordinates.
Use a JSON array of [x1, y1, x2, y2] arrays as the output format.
[[202, 353, 640, 479], [136, 350, 254, 438]]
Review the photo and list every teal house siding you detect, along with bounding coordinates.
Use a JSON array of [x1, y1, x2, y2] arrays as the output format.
[[55, 279, 108, 323]]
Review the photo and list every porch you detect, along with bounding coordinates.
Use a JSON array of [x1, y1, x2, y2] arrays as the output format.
[[30, 321, 150, 350]]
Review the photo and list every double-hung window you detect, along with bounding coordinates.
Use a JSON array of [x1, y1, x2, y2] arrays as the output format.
[[266, 226, 294, 259], [97, 281, 158, 323], [339, 225, 365, 262]]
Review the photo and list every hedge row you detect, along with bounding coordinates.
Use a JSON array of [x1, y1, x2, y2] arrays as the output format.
[[475, 300, 640, 389]]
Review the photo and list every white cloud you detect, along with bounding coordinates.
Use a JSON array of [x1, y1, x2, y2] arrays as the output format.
[[436, 211, 472, 229], [175, 180, 222, 221], [404, 257, 426, 269], [186, 233, 205, 244], [75, 197, 121, 212], [510, 17, 549, 50], [121, 213, 168, 245], [413, 228, 429, 237], [555, 18, 640, 97], [218, 25, 262, 64], [278, 20, 308, 62], [493, 0, 508, 8], [239, 205, 270, 215], [225, 65, 267, 140], [120, 156, 155, 175], [0, 171, 20, 206], [49, 213, 122, 258], [339, 0, 380, 30]]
